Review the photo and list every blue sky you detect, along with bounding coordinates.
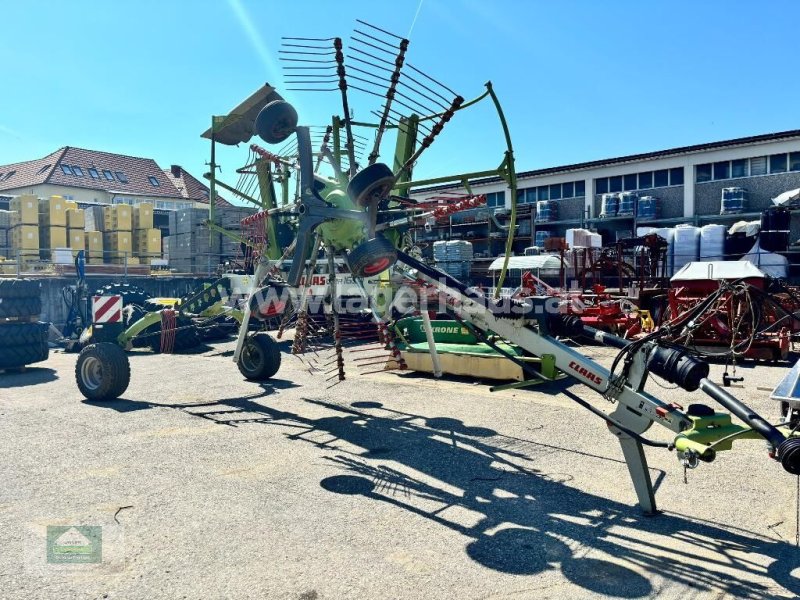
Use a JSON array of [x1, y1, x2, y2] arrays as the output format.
[[1, 0, 798, 201]]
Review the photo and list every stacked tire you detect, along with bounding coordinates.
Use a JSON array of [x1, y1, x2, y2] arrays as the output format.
[[0, 279, 49, 370]]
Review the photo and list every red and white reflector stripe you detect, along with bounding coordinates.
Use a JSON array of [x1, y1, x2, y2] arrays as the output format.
[[92, 295, 123, 324]]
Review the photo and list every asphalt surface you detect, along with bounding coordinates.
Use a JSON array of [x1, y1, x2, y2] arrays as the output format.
[[1, 335, 799, 599]]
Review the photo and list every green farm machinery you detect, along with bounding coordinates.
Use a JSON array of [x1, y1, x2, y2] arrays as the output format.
[[73, 19, 800, 516]]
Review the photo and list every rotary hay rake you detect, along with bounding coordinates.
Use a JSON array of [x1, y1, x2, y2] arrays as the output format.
[[72, 19, 800, 525]]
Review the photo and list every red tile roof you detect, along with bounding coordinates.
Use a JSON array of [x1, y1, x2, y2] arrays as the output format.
[[0, 146, 185, 198], [162, 165, 233, 207], [0, 148, 65, 190]]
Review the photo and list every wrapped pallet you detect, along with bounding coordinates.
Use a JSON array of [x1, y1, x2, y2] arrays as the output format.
[[66, 208, 85, 230], [673, 224, 700, 275], [85, 231, 103, 263], [133, 203, 154, 230], [39, 226, 67, 254], [699, 224, 726, 261], [84, 206, 106, 232], [104, 205, 132, 231], [103, 231, 132, 263], [11, 225, 39, 250], [39, 196, 67, 226], [134, 228, 161, 260], [11, 195, 39, 225], [67, 229, 85, 252]]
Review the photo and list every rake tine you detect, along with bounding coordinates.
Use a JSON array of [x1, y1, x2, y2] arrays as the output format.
[[396, 80, 451, 112], [279, 49, 335, 56], [347, 64, 393, 85], [352, 28, 400, 50], [280, 57, 337, 64], [407, 62, 459, 97], [282, 42, 334, 50], [350, 47, 396, 69], [348, 54, 395, 75], [350, 37, 398, 57], [348, 84, 388, 99], [282, 36, 337, 41], [355, 19, 405, 41], [347, 72, 392, 91], [398, 72, 455, 106]]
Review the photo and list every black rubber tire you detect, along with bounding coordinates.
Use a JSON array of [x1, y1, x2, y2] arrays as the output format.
[[347, 163, 395, 207], [0, 322, 49, 369], [347, 235, 398, 278], [93, 283, 151, 309], [198, 316, 238, 341], [0, 278, 40, 299], [75, 342, 130, 401], [0, 321, 49, 347], [0, 296, 42, 319], [255, 100, 298, 144], [140, 315, 202, 353], [238, 332, 281, 380]]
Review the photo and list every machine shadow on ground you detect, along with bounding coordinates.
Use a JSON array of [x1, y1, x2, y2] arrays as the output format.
[[0, 367, 59, 388], [89, 382, 800, 598]]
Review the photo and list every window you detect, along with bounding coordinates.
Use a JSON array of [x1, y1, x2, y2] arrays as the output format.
[[695, 163, 712, 182], [562, 181, 574, 198], [484, 192, 503, 208], [36, 164, 51, 175], [791, 152, 800, 172], [71, 166, 84, 177], [596, 178, 609, 194], [148, 176, 160, 187], [60, 164, 73, 175], [623, 173, 637, 191], [115, 171, 129, 183], [750, 156, 767, 176], [639, 171, 653, 188], [549, 184, 561, 200], [88, 167, 100, 179], [654, 169, 669, 187], [3, 170, 16, 181], [669, 167, 684, 185], [102, 169, 114, 180], [575, 180, 585, 196], [713, 161, 730, 180], [516, 189, 526, 204], [526, 188, 537, 204], [731, 159, 747, 178], [537, 186, 549, 201], [770, 153, 788, 173], [609, 175, 622, 193]]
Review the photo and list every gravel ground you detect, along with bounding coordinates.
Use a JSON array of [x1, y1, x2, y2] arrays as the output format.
[[0, 335, 799, 599]]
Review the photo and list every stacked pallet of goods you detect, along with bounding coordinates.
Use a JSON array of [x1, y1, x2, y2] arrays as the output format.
[[167, 206, 255, 273], [131, 203, 161, 265], [65, 200, 86, 258], [9, 195, 40, 271], [102, 205, 133, 264]]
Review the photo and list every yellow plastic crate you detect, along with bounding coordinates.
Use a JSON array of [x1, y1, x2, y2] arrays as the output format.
[[134, 228, 161, 256]]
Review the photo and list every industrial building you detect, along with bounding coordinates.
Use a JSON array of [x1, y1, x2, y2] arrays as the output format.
[[410, 129, 800, 282]]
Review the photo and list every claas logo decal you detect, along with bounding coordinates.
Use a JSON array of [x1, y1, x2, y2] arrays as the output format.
[[568, 361, 603, 385]]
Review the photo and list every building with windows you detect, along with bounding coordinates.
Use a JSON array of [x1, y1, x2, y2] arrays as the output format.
[[0, 147, 230, 236], [0, 147, 203, 210], [411, 129, 800, 271]]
